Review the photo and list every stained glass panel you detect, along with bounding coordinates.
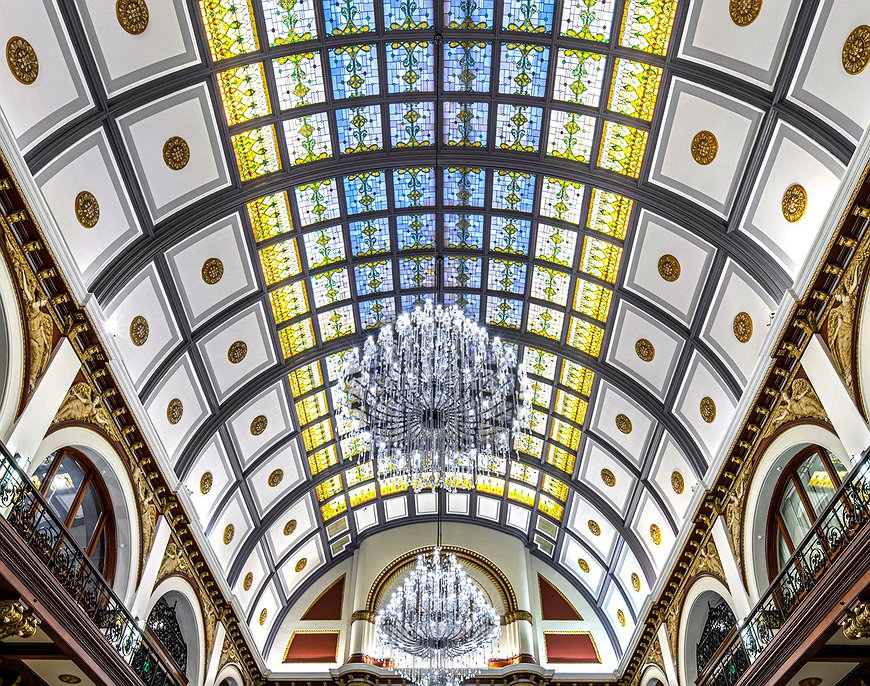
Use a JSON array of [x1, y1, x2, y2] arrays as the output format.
[[385, 0, 434, 29], [443, 168, 486, 207], [588, 189, 633, 239], [443, 292, 481, 317], [399, 256, 436, 289], [199, 0, 258, 61], [523, 347, 557, 380], [359, 297, 396, 328], [318, 305, 356, 340], [526, 303, 564, 340], [444, 213, 484, 249], [394, 167, 436, 207], [330, 45, 380, 99], [283, 112, 332, 165], [535, 223, 578, 268], [499, 43, 550, 97], [620, 0, 678, 56], [443, 41, 492, 92], [269, 281, 310, 324], [273, 52, 326, 110], [323, 0, 376, 36], [444, 0, 495, 29], [561, 0, 615, 41], [248, 192, 293, 243], [554, 390, 588, 425], [259, 239, 302, 285], [551, 417, 582, 451], [296, 390, 329, 426], [608, 59, 663, 121], [386, 42, 435, 92], [561, 360, 595, 396], [231, 125, 281, 181], [547, 110, 596, 162], [492, 170, 536, 213], [502, 0, 555, 32], [311, 268, 351, 308], [278, 318, 316, 358], [488, 259, 527, 295], [295, 179, 341, 226], [530, 266, 571, 306], [344, 171, 388, 214], [553, 49, 606, 106], [490, 216, 531, 255], [217, 62, 270, 126], [598, 121, 648, 177], [390, 102, 436, 147], [573, 278, 613, 321], [261, 0, 317, 45], [567, 316, 605, 357], [336, 105, 384, 154], [487, 296, 523, 329], [303, 225, 346, 268], [540, 177, 585, 224], [397, 214, 435, 250], [495, 104, 543, 152], [443, 102, 489, 147], [355, 260, 394, 296], [579, 236, 623, 283], [349, 217, 391, 256]]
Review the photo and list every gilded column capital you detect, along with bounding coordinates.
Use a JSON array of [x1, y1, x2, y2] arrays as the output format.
[[0, 599, 39, 640]]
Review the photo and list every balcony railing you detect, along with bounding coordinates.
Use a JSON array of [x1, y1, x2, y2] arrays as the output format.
[[698, 451, 870, 686], [0, 447, 182, 686]]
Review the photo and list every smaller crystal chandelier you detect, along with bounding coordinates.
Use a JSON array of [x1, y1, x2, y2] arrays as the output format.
[[336, 301, 531, 491], [375, 548, 501, 686]]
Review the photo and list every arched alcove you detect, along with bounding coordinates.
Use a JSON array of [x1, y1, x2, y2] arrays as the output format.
[[147, 576, 207, 686], [857, 266, 870, 423], [214, 663, 245, 686], [31, 425, 140, 606], [638, 663, 669, 686], [0, 249, 24, 443], [678, 576, 737, 686]]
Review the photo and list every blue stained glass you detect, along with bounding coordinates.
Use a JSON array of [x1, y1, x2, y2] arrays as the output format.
[[349, 217, 391, 256], [443, 41, 492, 92], [385, 0, 434, 29], [390, 101, 435, 148], [323, 0, 376, 36], [386, 42, 435, 92], [394, 168, 435, 208], [444, 255, 482, 289], [488, 258, 527, 294], [444, 292, 481, 317], [443, 167, 486, 207], [495, 104, 543, 153], [492, 170, 536, 213], [486, 296, 523, 329], [399, 256, 436, 289], [295, 179, 340, 226], [397, 213, 435, 250], [503, 0, 555, 32], [443, 0, 494, 29], [329, 45, 379, 99], [443, 102, 489, 147], [499, 43, 550, 97], [359, 296, 396, 328], [443, 213, 484, 249], [401, 293, 434, 311], [343, 171, 388, 214], [490, 216, 532, 254], [354, 260, 394, 296], [335, 105, 383, 154]]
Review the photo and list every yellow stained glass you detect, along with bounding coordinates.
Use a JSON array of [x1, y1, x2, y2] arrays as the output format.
[[608, 60, 662, 122], [315, 475, 343, 502], [477, 477, 506, 497], [379, 476, 409, 496], [302, 418, 333, 452], [510, 462, 540, 486], [260, 240, 302, 286], [295, 390, 329, 426], [588, 189, 633, 240], [523, 347, 557, 380], [620, 0, 678, 56], [444, 473, 474, 491], [269, 281, 309, 324], [538, 494, 564, 521], [567, 317, 605, 357], [232, 125, 281, 181], [550, 417, 582, 451], [309, 444, 339, 474], [279, 318, 316, 358], [349, 483, 377, 507], [217, 62, 271, 126], [574, 278, 613, 322], [248, 192, 294, 243], [542, 475, 569, 503], [516, 433, 544, 458], [321, 495, 347, 521], [340, 435, 368, 459], [598, 121, 648, 178], [508, 482, 536, 506], [288, 361, 323, 397], [529, 379, 553, 409], [199, 0, 259, 61], [529, 409, 548, 435], [580, 236, 623, 284], [561, 360, 595, 396], [545, 444, 576, 475], [345, 463, 374, 487]]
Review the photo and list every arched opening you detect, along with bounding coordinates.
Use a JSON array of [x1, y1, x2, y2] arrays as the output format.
[[766, 445, 850, 579], [694, 600, 736, 677], [145, 580, 206, 686], [145, 596, 189, 677], [30, 447, 116, 581], [679, 578, 738, 686]]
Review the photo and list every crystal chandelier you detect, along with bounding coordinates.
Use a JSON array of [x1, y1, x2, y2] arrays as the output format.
[[336, 301, 531, 491], [375, 548, 501, 686]]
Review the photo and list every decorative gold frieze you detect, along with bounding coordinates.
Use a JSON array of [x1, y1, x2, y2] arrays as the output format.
[[657, 254, 681, 282], [617, 609, 626, 627], [258, 608, 268, 625], [782, 184, 808, 222], [116, 0, 150, 35], [763, 377, 829, 437], [283, 519, 297, 536], [6, 37, 38, 85], [200, 471, 213, 495], [162, 136, 190, 171], [243, 572, 254, 591], [729, 0, 762, 27], [635, 338, 655, 362], [671, 470, 685, 494], [0, 600, 39, 640], [228, 340, 247, 364], [295, 558, 308, 573], [223, 524, 235, 545], [691, 130, 718, 164], [53, 382, 121, 442], [201, 257, 224, 285], [733, 311, 753, 343], [268, 469, 284, 487], [74, 191, 100, 228], [650, 524, 662, 545], [577, 558, 590, 573], [842, 25, 870, 75], [131, 459, 159, 556], [631, 572, 641, 593]]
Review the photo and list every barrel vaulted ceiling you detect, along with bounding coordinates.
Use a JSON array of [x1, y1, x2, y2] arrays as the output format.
[[1, 0, 869, 676]]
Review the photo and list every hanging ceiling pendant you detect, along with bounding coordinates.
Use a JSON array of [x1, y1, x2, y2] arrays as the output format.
[[336, 301, 531, 492]]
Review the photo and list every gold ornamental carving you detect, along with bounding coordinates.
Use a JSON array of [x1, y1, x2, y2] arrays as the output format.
[[724, 462, 753, 562], [268, 468, 284, 487], [842, 25, 870, 75], [223, 524, 235, 545], [635, 338, 655, 362], [650, 523, 662, 545], [250, 414, 267, 435], [166, 398, 183, 425], [648, 636, 666, 673], [116, 0, 150, 35], [588, 520, 601, 536], [631, 572, 641, 593], [616, 609, 626, 627], [53, 382, 121, 443], [295, 557, 308, 573], [228, 340, 247, 364], [700, 396, 717, 423], [782, 184, 807, 222], [671, 470, 685, 494], [129, 315, 149, 346], [690, 130, 718, 165], [615, 413, 632, 434], [4, 225, 54, 393], [0, 600, 39, 640], [694, 537, 726, 582], [6, 37, 38, 85], [58, 676, 81, 685], [258, 608, 268, 625], [131, 459, 159, 555], [657, 254, 681, 282], [217, 633, 241, 676], [201, 257, 224, 284], [284, 518, 297, 536], [74, 191, 100, 228], [733, 311, 753, 343], [842, 601, 870, 639], [601, 468, 616, 487], [243, 572, 254, 591], [763, 377, 829, 438], [162, 136, 190, 171], [729, 0, 762, 27], [199, 471, 213, 494], [577, 558, 590, 573], [799, 679, 822, 686]]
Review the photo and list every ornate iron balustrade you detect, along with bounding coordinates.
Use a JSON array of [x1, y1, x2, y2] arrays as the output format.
[[0, 448, 182, 686], [147, 597, 189, 675], [699, 452, 870, 686]]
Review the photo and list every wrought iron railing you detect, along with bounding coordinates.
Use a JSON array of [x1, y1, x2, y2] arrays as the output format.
[[698, 451, 870, 686], [0, 447, 182, 686]]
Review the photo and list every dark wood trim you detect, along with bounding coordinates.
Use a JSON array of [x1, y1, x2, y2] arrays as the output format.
[[0, 643, 66, 660], [813, 644, 870, 663]]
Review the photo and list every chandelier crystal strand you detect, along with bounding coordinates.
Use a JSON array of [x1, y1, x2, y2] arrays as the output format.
[[375, 548, 501, 686], [336, 302, 531, 491]]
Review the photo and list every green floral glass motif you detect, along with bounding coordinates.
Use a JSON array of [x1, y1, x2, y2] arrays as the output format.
[[561, 0, 615, 42], [261, 0, 317, 45], [247, 192, 293, 243], [386, 42, 434, 93], [540, 177, 585, 224], [198, 0, 258, 61], [216, 62, 270, 126], [547, 110, 596, 162], [283, 112, 332, 165], [503, 0, 554, 32], [269, 281, 310, 324], [588, 189, 633, 239], [259, 240, 302, 285], [231, 125, 281, 181], [608, 59, 663, 121], [620, 0, 678, 56], [312, 268, 351, 308], [598, 121, 648, 178], [303, 225, 346, 268], [444, 0, 494, 29], [318, 305, 356, 341], [573, 278, 613, 322], [385, 0, 433, 30], [279, 318, 316, 358], [531, 266, 571, 307], [488, 259, 527, 294], [323, 0, 376, 35], [553, 49, 606, 106], [273, 52, 326, 110], [523, 347, 557, 380], [535, 223, 578, 268], [526, 304, 564, 341]]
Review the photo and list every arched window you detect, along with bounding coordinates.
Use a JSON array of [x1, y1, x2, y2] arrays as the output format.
[[30, 448, 116, 580], [695, 600, 736, 676], [767, 445, 849, 578]]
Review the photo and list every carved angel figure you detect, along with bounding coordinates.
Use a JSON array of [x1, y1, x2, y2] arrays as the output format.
[[826, 243, 867, 390], [53, 382, 119, 441], [767, 378, 828, 435]]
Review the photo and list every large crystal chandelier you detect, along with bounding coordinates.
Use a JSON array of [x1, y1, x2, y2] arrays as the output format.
[[336, 301, 531, 491], [375, 548, 501, 686]]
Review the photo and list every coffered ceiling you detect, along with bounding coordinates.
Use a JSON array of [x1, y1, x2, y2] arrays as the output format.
[[1, 0, 869, 677]]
